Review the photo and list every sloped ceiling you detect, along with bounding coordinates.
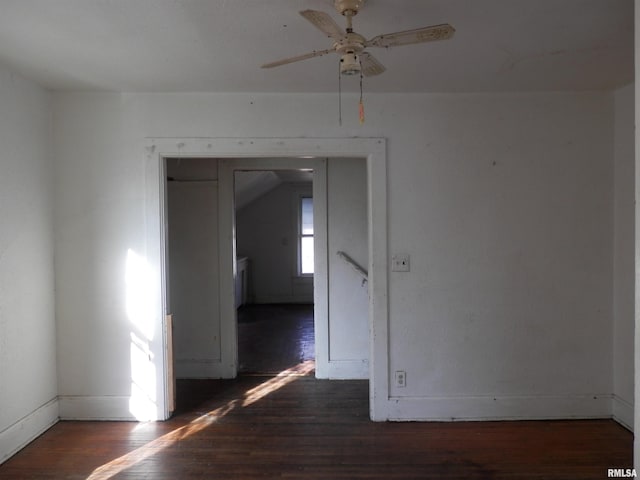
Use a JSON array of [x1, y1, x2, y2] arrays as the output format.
[[0, 0, 633, 93], [236, 170, 313, 211], [167, 159, 312, 210], [235, 171, 283, 211]]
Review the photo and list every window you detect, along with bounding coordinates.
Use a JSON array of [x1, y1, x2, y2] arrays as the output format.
[[299, 196, 314, 275]]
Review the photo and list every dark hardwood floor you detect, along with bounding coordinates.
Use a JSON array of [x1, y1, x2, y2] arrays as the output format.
[[238, 303, 315, 374], [0, 304, 633, 479]]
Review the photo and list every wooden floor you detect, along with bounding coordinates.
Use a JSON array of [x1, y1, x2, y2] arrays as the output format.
[[237, 303, 315, 374], [0, 374, 632, 479], [0, 305, 633, 479]]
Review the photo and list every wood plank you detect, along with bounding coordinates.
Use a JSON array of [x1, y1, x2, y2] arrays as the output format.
[[0, 375, 632, 479]]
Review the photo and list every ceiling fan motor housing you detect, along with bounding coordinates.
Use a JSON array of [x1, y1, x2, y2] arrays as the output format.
[[334, 0, 365, 16], [335, 31, 366, 54]]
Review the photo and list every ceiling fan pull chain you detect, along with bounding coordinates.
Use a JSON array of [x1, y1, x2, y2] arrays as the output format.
[[359, 68, 365, 125], [338, 59, 343, 126]]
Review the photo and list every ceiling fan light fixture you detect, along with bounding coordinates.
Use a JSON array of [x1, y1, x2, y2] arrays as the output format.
[[340, 53, 361, 75]]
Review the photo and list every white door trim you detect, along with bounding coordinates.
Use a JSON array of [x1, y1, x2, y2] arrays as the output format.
[[219, 157, 328, 377], [146, 137, 388, 421]]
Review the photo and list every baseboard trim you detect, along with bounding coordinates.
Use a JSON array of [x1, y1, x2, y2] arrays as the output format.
[[59, 395, 137, 421], [0, 398, 59, 464], [382, 393, 613, 422], [175, 359, 235, 379], [316, 359, 369, 379], [250, 296, 314, 304], [612, 394, 633, 431]]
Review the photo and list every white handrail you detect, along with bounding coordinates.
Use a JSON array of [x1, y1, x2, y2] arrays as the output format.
[[336, 251, 368, 286]]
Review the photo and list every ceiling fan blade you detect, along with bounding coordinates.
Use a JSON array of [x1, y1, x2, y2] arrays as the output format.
[[365, 23, 455, 48], [360, 52, 386, 77], [300, 10, 345, 40], [261, 48, 335, 69]]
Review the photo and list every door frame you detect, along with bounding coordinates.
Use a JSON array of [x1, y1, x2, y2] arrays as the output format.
[[220, 157, 328, 377], [146, 137, 388, 421]]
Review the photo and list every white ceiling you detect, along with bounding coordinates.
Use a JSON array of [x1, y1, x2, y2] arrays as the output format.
[[0, 0, 633, 93]]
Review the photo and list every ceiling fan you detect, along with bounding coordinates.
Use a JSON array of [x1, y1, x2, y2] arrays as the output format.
[[261, 0, 455, 77]]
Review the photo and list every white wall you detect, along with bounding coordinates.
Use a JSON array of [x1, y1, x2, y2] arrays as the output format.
[[52, 90, 617, 421], [613, 83, 635, 430], [0, 64, 57, 462], [327, 158, 369, 376], [384, 93, 614, 420], [54, 94, 144, 419], [236, 181, 313, 304], [635, 1, 640, 462], [167, 177, 221, 379]]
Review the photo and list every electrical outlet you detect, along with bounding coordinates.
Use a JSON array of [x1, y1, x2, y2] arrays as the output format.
[[392, 254, 410, 272], [395, 370, 407, 388]]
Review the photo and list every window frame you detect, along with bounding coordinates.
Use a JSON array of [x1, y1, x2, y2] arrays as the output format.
[[297, 194, 314, 277]]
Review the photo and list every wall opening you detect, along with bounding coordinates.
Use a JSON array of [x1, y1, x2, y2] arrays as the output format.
[[234, 169, 316, 374], [148, 137, 388, 421], [165, 157, 220, 412]]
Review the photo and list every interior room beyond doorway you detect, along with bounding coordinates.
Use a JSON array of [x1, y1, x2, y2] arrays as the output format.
[[234, 169, 316, 375]]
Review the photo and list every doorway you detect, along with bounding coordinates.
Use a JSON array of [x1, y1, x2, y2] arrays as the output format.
[[234, 169, 316, 374], [149, 137, 388, 421], [221, 157, 370, 380], [221, 158, 327, 378]]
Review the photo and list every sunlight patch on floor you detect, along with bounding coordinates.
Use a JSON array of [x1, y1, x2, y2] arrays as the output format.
[[242, 360, 315, 407], [86, 361, 314, 480]]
